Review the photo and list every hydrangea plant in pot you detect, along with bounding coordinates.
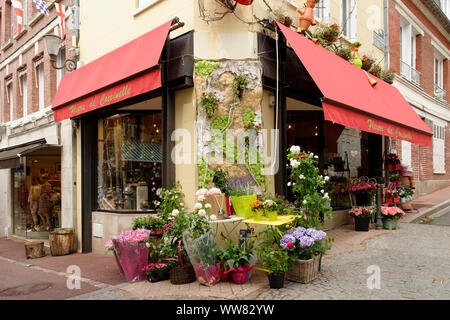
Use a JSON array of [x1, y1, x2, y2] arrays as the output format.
[[280, 227, 332, 283]]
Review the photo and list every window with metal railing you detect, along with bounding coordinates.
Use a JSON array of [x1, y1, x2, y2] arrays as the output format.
[[400, 60, 420, 85]]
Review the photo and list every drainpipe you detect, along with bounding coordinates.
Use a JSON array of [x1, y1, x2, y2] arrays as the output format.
[[384, 0, 389, 70]]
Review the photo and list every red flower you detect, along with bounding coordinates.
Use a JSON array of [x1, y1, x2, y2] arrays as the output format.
[[286, 241, 294, 249]]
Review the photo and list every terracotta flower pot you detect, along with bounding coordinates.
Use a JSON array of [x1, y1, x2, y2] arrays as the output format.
[[297, 1, 317, 32]]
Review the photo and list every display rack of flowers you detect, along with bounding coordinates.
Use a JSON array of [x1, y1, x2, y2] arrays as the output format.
[[385, 153, 401, 170], [225, 176, 258, 218], [281, 227, 332, 283], [348, 179, 377, 206], [217, 237, 255, 285], [349, 207, 373, 232], [105, 228, 151, 282], [380, 206, 405, 230], [390, 173, 401, 187]]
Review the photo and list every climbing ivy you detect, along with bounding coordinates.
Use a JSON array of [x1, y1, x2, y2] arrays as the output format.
[[198, 157, 214, 189], [195, 61, 220, 77], [211, 113, 231, 132], [243, 108, 255, 127]]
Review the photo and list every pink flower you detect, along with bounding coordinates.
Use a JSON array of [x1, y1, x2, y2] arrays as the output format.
[[286, 241, 294, 249]]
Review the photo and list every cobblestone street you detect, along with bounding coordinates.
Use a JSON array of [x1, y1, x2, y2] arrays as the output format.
[[258, 223, 450, 300]]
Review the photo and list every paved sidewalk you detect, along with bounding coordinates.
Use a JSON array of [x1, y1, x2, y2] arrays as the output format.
[[400, 186, 450, 223]]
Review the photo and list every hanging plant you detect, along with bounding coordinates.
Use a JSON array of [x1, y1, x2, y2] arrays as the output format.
[[321, 24, 341, 44], [335, 46, 353, 62], [232, 75, 248, 98], [200, 92, 219, 118], [273, 8, 293, 28], [369, 65, 382, 78]]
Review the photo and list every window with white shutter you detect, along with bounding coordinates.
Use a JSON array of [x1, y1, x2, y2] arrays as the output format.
[[341, 0, 357, 41], [314, 0, 330, 23], [401, 140, 412, 171], [433, 124, 446, 174]]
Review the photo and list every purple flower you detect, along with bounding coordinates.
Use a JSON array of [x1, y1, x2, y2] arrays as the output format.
[[284, 229, 294, 235], [299, 236, 314, 248], [305, 228, 316, 236], [311, 230, 326, 241], [280, 235, 296, 249], [292, 227, 306, 240]]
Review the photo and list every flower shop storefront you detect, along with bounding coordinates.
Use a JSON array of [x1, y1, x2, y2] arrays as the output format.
[[51, 19, 193, 253]]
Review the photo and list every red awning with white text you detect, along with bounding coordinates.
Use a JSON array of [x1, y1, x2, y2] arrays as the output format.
[[52, 20, 173, 122], [276, 22, 433, 146]]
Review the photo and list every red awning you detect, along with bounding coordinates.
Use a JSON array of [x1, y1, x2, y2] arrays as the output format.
[[276, 22, 433, 146], [52, 20, 173, 122]]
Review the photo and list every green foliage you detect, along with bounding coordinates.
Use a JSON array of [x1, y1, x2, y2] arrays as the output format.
[[211, 113, 231, 132], [382, 69, 396, 84], [195, 60, 220, 76], [155, 181, 186, 222], [243, 108, 255, 127], [232, 75, 249, 98], [198, 157, 214, 189], [212, 168, 229, 195], [369, 65, 382, 78], [217, 237, 256, 270], [335, 46, 353, 61], [256, 245, 290, 275], [132, 215, 165, 231]]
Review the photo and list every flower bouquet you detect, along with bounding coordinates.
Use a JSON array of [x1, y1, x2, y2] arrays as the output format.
[[280, 227, 331, 283], [105, 228, 151, 282], [249, 200, 264, 221], [263, 198, 278, 221], [349, 207, 373, 231], [143, 262, 170, 282]]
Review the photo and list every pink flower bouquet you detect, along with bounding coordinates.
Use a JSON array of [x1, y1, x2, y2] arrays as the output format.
[[105, 228, 151, 282]]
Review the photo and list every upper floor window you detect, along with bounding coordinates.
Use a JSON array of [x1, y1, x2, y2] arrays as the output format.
[[56, 47, 66, 88], [19, 70, 27, 118], [399, 20, 420, 85], [314, 0, 330, 23], [434, 53, 446, 101], [341, 0, 357, 41], [433, 124, 446, 174], [34, 57, 44, 109], [6, 79, 13, 121]]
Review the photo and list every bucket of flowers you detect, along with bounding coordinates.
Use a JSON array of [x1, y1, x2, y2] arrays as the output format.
[[348, 207, 373, 232], [348, 179, 376, 206], [280, 227, 332, 283], [226, 176, 258, 218], [249, 200, 264, 221], [263, 198, 278, 221], [380, 206, 405, 230], [143, 262, 170, 283], [105, 228, 151, 282]]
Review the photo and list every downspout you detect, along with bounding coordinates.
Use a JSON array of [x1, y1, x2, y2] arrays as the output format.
[[384, 0, 390, 70]]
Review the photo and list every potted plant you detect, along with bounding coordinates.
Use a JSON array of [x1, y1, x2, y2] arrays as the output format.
[[143, 262, 170, 283], [321, 24, 341, 44], [362, 56, 375, 72], [369, 64, 382, 78], [225, 176, 258, 218], [249, 200, 264, 221], [219, 237, 255, 285], [263, 198, 278, 221], [382, 69, 396, 84], [257, 245, 290, 289], [381, 206, 405, 230], [349, 207, 373, 232], [350, 42, 362, 68], [232, 75, 248, 99], [348, 180, 376, 206], [280, 227, 332, 283]]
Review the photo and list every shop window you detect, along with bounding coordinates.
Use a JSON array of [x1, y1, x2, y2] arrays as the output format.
[[97, 112, 162, 211], [433, 124, 446, 174], [341, 0, 357, 41], [13, 150, 62, 238]]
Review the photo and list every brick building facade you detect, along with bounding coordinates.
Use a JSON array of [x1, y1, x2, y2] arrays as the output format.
[[0, 0, 78, 241], [388, 0, 450, 195]]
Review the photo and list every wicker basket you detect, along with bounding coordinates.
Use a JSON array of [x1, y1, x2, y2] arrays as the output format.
[[286, 256, 320, 283], [170, 264, 196, 285]]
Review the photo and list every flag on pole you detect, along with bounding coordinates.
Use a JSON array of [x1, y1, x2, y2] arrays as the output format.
[[33, 0, 49, 16], [11, 0, 23, 35], [55, 3, 66, 39]]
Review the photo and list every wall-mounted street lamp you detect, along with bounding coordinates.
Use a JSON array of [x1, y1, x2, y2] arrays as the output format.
[[43, 34, 77, 72]]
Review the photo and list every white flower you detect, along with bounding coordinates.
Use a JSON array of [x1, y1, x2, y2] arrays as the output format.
[[198, 209, 206, 216], [292, 182, 296, 186], [314, 155, 319, 159], [324, 176, 330, 181], [205, 203, 212, 209], [194, 203, 203, 210], [156, 188, 162, 196], [290, 145, 301, 154], [309, 152, 314, 157], [180, 202, 184, 207], [171, 209, 179, 217], [208, 188, 222, 196], [210, 214, 217, 221], [321, 189, 325, 194], [287, 182, 292, 187], [303, 200, 307, 205], [324, 193, 330, 199], [196, 188, 209, 197], [146, 242, 150, 248], [299, 174, 305, 179], [290, 159, 300, 168], [197, 195, 205, 202]]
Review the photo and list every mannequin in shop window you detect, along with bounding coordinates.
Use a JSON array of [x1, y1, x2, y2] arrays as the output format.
[[29, 177, 41, 230], [38, 174, 52, 231]]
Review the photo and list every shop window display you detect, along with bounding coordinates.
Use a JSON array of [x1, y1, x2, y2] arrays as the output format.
[[97, 113, 162, 211], [13, 154, 62, 238]]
